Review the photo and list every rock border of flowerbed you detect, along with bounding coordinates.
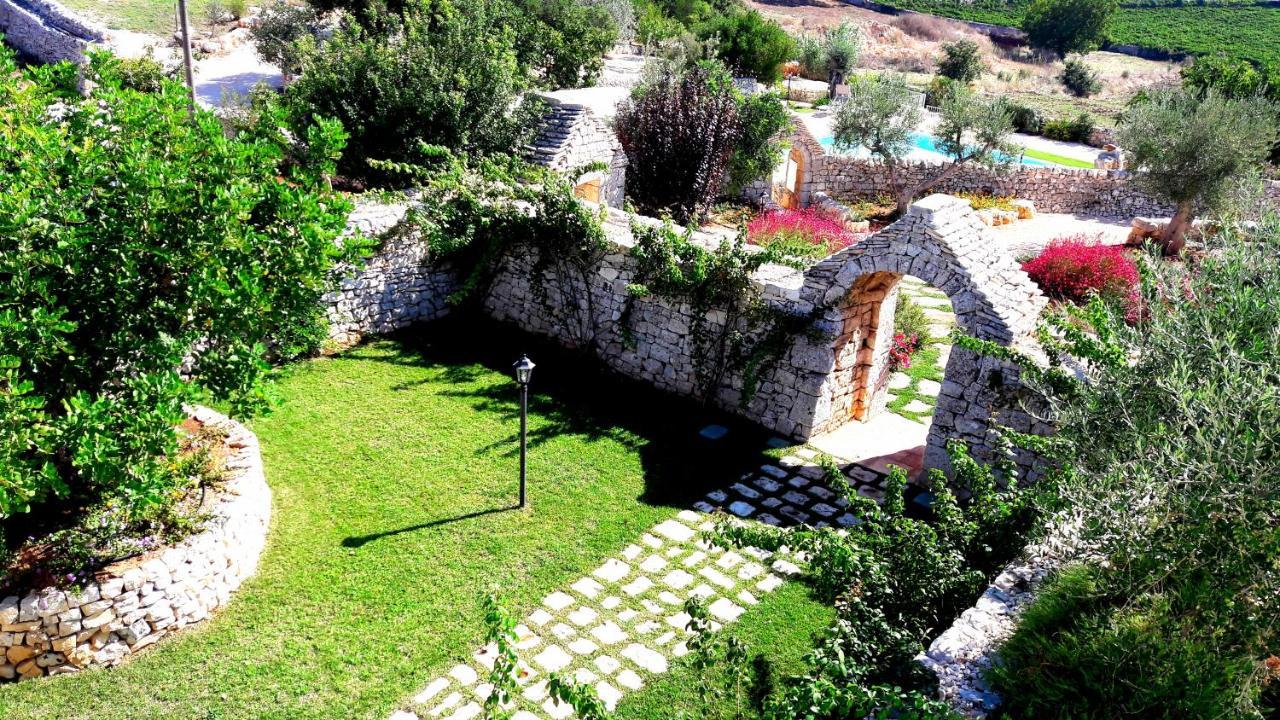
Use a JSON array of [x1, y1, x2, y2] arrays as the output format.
[[0, 406, 271, 682]]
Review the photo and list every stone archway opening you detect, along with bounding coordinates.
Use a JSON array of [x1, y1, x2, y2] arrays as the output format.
[[772, 145, 807, 210], [810, 271, 958, 477]]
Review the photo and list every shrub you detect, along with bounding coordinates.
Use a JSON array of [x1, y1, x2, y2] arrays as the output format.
[[100, 52, 177, 93], [795, 22, 860, 93], [1041, 111, 1094, 142], [285, 0, 539, 181], [1060, 57, 1102, 97], [1021, 236, 1138, 303], [1008, 101, 1044, 134], [0, 49, 359, 564], [936, 39, 985, 83], [893, 294, 933, 341], [509, 0, 619, 88], [924, 74, 958, 107], [725, 90, 792, 194], [986, 230, 1280, 719], [697, 9, 794, 84], [251, 0, 321, 79], [747, 208, 859, 258], [615, 62, 742, 222], [1022, 0, 1117, 58], [888, 331, 921, 370]]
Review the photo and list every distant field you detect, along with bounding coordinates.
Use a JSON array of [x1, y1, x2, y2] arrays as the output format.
[[869, 0, 1280, 66]]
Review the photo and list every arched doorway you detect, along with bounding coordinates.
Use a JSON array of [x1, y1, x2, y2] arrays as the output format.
[[786, 194, 1051, 480], [772, 145, 807, 210]]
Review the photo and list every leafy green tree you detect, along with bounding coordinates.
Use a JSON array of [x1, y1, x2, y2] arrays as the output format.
[[796, 21, 860, 97], [0, 48, 360, 522], [251, 0, 321, 82], [697, 9, 794, 84], [508, 0, 619, 88], [1182, 54, 1280, 164], [834, 73, 1019, 214], [936, 39, 985, 83], [1059, 57, 1101, 97], [286, 0, 540, 181], [1118, 87, 1278, 254], [1022, 0, 1116, 59]]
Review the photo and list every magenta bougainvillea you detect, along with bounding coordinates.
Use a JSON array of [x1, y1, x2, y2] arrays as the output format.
[[747, 208, 863, 257], [1021, 235, 1140, 303], [889, 331, 921, 371]]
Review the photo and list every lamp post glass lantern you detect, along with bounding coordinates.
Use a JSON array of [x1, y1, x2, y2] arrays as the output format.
[[513, 355, 535, 508]]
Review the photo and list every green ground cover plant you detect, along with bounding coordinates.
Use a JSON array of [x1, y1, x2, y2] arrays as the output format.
[[0, 321, 796, 719], [984, 226, 1280, 719]]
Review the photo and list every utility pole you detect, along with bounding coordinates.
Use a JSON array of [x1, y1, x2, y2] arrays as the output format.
[[177, 0, 196, 118]]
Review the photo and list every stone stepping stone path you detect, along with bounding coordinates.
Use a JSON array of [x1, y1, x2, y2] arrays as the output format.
[[886, 277, 956, 425], [391, 507, 801, 720]]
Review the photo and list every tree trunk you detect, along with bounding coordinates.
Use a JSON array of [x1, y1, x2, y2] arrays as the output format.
[[1162, 200, 1195, 256]]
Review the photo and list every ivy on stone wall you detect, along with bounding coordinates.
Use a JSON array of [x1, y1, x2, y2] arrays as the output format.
[[623, 221, 809, 403], [373, 148, 610, 347]]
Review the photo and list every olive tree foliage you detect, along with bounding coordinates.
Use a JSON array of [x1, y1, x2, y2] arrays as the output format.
[[834, 73, 1019, 214], [796, 21, 860, 97], [1022, 0, 1116, 59], [0, 49, 361, 521], [1118, 87, 1278, 255]]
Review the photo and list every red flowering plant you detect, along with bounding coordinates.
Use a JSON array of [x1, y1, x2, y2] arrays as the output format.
[[747, 208, 863, 259], [889, 331, 922, 371], [1021, 234, 1140, 304]]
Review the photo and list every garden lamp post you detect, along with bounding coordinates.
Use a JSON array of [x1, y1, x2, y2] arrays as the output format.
[[513, 355, 535, 508]]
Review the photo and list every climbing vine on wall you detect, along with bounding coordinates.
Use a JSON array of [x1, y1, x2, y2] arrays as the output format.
[[373, 147, 610, 348], [623, 221, 812, 404]]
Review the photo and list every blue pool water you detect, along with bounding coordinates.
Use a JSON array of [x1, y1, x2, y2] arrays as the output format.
[[818, 133, 1054, 167]]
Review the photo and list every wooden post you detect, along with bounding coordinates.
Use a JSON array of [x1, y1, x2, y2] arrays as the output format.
[[177, 0, 197, 118]]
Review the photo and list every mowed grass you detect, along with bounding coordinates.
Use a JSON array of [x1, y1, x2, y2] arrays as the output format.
[[613, 582, 835, 719], [0, 319, 788, 720]]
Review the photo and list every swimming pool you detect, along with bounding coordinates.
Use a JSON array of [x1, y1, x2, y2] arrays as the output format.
[[818, 133, 1055, 168]]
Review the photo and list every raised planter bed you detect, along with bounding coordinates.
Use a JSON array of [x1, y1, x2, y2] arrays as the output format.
[[0, 407, 270, 682]]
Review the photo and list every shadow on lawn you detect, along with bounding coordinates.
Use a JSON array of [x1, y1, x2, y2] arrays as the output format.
[[331, 311, 781, 531], [341, 505, 518, 548]]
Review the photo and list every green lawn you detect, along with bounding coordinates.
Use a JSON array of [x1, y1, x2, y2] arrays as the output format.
[[0, 319, 798, 720], [613, 582, 835, 719], [61, 0, 215, 35], [1021, 147, 1094, 169]]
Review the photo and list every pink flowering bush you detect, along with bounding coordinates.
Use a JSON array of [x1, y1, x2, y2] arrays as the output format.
[[747, 208, 861, 258], [1021, 235, 1140, 304], [889, 331, 921, 371]]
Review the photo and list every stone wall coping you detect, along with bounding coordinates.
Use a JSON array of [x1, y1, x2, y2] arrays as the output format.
[[0, 406, 271, 682]]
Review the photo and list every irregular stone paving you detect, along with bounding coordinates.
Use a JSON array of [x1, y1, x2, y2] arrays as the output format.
[[887, 276, 956, 425], [392, 508, 801, 720]]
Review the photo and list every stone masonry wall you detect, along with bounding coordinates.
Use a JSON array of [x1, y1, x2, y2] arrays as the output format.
[[790, 125, 1280, 219], [528, 97, 628, 208], [0, 407, 270, 682], [323, 200, 456, 349], [328, 193, 1052, 478], [0, 0, 103, 65]]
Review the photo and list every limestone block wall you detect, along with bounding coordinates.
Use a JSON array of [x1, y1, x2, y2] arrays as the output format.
[[0, 0, 103, 65], [0, 407, 270, 682], [329, 193, 1053, 478], [529, 98, 628, 208], [323, 201, 456, 349], [789, 125, 1280, 219]]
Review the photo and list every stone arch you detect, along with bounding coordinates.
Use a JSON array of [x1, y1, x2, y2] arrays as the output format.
[[787, 194, 1049, 477], [773, 141, 815, 210]]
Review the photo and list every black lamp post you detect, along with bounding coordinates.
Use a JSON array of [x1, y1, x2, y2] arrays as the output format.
[[512, 355, 536, 508]]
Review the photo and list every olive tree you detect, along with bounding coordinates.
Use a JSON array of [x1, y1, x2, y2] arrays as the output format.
[[1118, 87, 1278, 255], [834, 73, 1019, 214], [797, 21, 860, 98]]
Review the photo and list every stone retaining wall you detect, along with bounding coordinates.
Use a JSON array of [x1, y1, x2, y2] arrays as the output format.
[[0, 0, 103, 65], [791, 124, 1280, 219], [0, 407, 270, 682], [326, 193, 1052, 478]]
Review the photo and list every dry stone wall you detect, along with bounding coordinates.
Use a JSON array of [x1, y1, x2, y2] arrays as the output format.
[[528, 97, 628, 208], [0, 407, 270, 682], [323, 200, 455, 349], [0, 0, 103, 65], [328, 193, 1052, 478], [790, 125, 1280, 219]]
